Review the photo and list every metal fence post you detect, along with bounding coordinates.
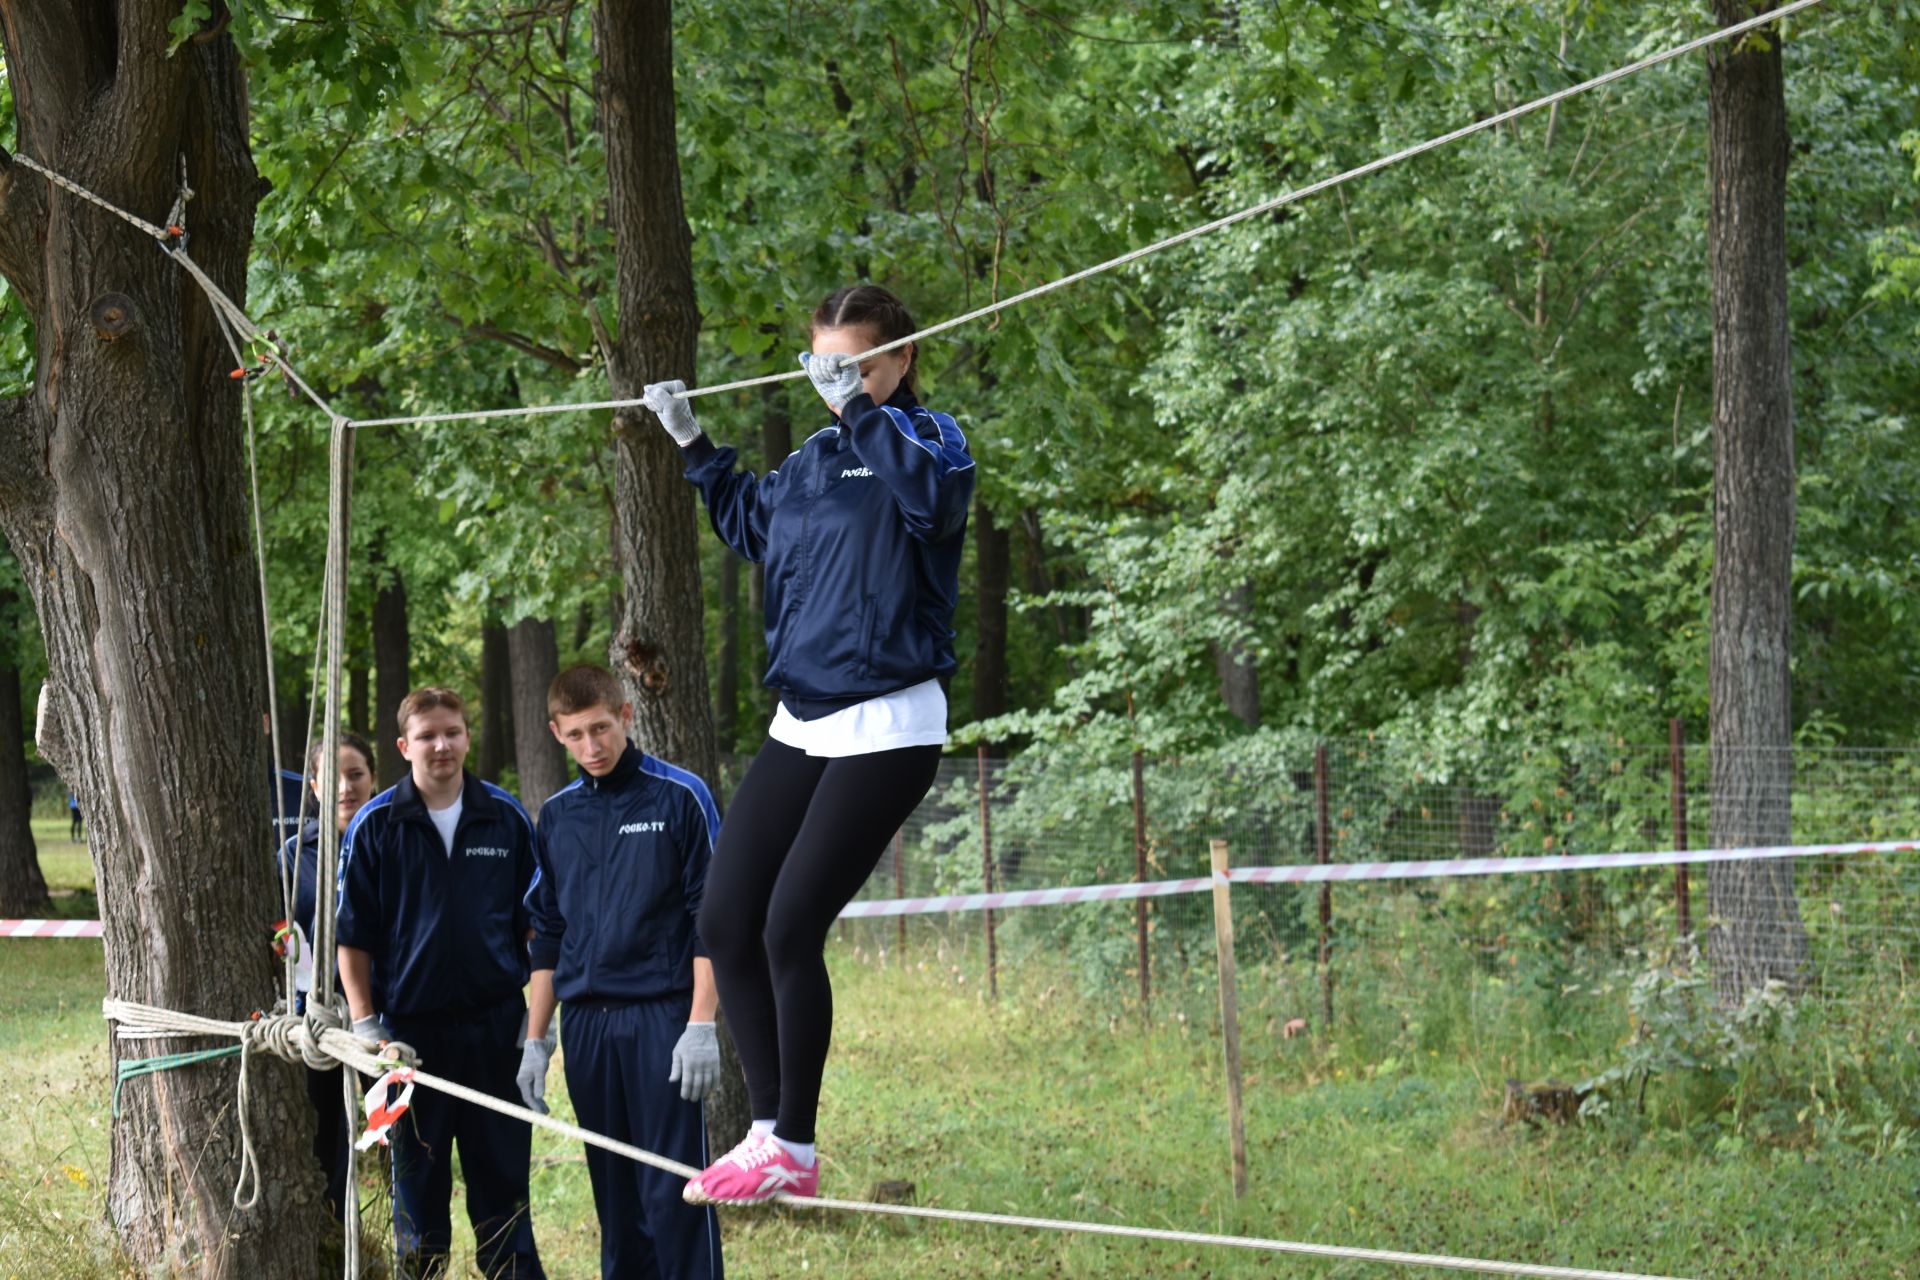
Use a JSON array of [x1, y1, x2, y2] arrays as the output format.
[[977, 745, 998, 1001], [1670, 718, 1691, 956], [1208, 837, 1249, 1199], [894, 827, 906, 952], [1315, 742, 1333, 1029], [1132, 748, 1150, 1014]]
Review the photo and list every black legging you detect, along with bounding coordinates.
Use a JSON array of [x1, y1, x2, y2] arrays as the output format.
[[700, 738, 941, 1143]]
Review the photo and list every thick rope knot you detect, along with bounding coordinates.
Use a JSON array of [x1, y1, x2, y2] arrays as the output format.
[[301, 997, 347, 1071]]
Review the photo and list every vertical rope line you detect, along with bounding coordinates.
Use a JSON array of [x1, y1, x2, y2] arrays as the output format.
[[311, 421, 353, 1010], [212, 305, 301, 1007], [340, 1062, 360, 1280]]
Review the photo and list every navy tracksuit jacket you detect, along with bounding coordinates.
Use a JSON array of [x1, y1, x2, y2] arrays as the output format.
[[336, 771, 544, 1278], [682, 384, 975, 718], [526, 744, 723, 1280]]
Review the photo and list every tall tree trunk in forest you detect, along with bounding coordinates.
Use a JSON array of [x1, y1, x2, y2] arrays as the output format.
[[480, 617, 514, 783], [973, 497, 1009, 738], [348, 651, 371, 741], [371, 555, 411, 787], [715, 553, 740, 752], [1704, 0, 1807, 1004], [0, 581, 48, 915], [593, 0, 746, 1150], [509, 616, 568, 813], [1212, 580, 1261, 729], [0, 6, 328, 1269]]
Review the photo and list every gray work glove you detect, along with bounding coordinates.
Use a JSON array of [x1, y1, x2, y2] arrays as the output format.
[[641, 379, 702, 446], [668, 1022, 721, 1102], [799, 352, 862, 414], [516, 1036, 554, 1115], [350, 1014, 393, 1046]]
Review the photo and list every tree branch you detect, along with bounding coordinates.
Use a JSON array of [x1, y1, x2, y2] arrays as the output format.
[[0, 149, 49, 312], [465, 320, 585, 374]]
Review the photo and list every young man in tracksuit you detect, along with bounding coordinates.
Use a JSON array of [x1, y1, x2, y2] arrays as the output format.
[[518, 664, 724, 1280], [336, 687, 545, 1280]]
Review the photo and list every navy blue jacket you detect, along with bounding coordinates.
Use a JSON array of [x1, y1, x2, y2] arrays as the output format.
[[277, 819, 330, 951], [334, 772, 538, 1019], [272, 768, 308, 845], [525, 743, 720, 1004], [684, 385, 974, 715]]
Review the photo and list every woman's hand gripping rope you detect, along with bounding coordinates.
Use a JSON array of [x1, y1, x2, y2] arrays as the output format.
[[641, 379, 703, 446]]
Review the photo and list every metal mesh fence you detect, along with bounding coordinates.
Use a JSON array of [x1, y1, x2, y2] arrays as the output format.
[[720, 740, 1920, 1028]]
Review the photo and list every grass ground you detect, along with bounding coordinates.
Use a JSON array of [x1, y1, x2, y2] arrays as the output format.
[[3, 835, 1916, 1277]]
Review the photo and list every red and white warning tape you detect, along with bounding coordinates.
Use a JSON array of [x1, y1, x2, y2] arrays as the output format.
[[0, 918, 105, 938], [4, 839, 1913, 937], [834, 839, 1917, 920]]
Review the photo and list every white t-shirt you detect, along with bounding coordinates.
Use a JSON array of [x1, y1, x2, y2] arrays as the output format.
[[427, 796, 462, 855], [768, 679, 949, 758]]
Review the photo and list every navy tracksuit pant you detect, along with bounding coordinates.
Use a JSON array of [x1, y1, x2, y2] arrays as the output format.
[[389, 994, 544, 1279], [563, 997, 723, 1280]]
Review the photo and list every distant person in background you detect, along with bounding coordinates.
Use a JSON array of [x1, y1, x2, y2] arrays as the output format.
[[277, 729, 378, 1221], [67, 792, 81, 842]]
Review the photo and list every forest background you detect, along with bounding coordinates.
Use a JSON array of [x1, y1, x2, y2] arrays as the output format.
[[6, 1, 1918, 802]]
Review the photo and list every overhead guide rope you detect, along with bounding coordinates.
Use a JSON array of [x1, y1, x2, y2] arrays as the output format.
[[15, 3, 1824, 1276]]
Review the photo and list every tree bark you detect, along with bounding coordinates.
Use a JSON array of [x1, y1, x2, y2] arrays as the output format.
[[479, 617, 514, 783], [1212, 580, 1261, 729], [347, 655, 371, 741], [715, 552, 740, 752], [0, 5, 328, 1268], [972, 497, 1010, 738], [0, 579, 48, 915], [593, 0, 745, 1150], [1704, 0, 1807, 1003], [371, 553, 411, 787], [508, 615, 568, 814]]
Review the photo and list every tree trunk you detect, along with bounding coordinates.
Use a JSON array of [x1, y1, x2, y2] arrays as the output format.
[[0, 580, 48, 915], [480, 617, 514, 783], [593, 0, 746, 1151], [508, 616, 569, 814], [972, 497, 1010, 738], [1212, 580, 1261, 728], [0, 5, 328, 1269], [371, 553, 411, 787], [1704, 0, 1807, 1004], [715, 552, 740, 752], [347, 655, 371, 741]]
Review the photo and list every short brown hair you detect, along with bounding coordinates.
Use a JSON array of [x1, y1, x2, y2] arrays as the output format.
[[548, 665, 627, 720], [396, 686, 468, 735]]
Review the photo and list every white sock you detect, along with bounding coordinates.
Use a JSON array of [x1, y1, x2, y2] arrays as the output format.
[[749, 1119, 776, 1139], [772, 1134, 816, 1168]]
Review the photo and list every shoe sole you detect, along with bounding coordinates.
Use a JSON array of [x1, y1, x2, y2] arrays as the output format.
[[682, 1183, 815, 1207]]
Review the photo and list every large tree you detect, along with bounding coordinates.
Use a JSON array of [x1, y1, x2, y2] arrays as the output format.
[[1704, 0, 1808, 1001], [0, 570, 48, 915], [593, 0, 744, 1144], [0, 4, 327, 1272]]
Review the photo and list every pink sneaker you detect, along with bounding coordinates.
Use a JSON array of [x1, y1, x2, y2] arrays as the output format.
[[683, 1133, 818, 1205]]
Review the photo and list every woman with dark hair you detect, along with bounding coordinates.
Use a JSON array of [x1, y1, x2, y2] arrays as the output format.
[[641, 285, 974, 1205], [277, 729, 377, 1220]]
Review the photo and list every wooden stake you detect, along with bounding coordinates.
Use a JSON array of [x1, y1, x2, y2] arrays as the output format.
[[1209, 837, 1248, 1199]]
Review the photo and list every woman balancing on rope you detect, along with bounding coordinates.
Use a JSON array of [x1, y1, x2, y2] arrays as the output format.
[[641, 285, 974, 1205], [275, 729, 377, 1221]]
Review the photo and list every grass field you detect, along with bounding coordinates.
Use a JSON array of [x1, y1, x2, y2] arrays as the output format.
[[4, 835, 1917, 1277]]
